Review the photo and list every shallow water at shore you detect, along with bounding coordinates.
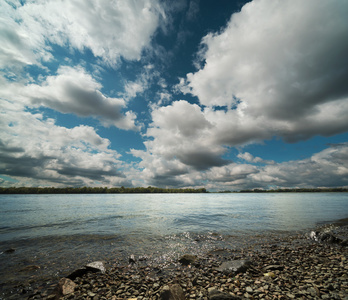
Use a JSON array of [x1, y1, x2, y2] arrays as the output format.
[[0, 193, 347, 297]]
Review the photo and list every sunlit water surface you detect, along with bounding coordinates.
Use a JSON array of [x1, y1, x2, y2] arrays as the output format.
[[0, 193, 347, 291]]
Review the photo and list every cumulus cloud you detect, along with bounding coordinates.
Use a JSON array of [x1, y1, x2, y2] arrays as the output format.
[[143, 100, 230, 170], [130, 0, 348, 187], [18, 66, 138, 130], [134, 100, 270, 175], [181, 0, 348, 143], [0, 0, 163, 69], [238, 152, 275, 165], [132, 142, 348, 190], [121, 65, 161, 102], [0, 99, 130, 187], [254, 144, 348, 189], [131, 98, 348, 189], [204, 143, 348, 190]]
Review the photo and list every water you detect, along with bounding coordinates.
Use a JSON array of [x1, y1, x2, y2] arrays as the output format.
[[0, 193, 347, 294]]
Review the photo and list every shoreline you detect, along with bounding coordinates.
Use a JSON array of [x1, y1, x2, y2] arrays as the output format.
[[1, 224, 347, 300], [1, 187, 348, 194]]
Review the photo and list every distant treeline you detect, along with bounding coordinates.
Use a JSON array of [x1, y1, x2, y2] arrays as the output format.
[[235, 188, 348, 193], [1, 187, 347, 194], [0, 186, 208, 194]]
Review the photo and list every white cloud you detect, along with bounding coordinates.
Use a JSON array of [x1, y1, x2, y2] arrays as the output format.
[[205, 144, 348, 190], [131, 98, 348, 189], [181, 0, 348, 143], [138, 100, 273, 172], [156, 92, 172, 105], [0, 99, 131, 187], [0, 0, 163, 69], [144, 100, 229, 170], [131, 142, 348, 190], [121, 64, 161, 102], [237, 152, 275, 165], [16, 66, 138, 130]]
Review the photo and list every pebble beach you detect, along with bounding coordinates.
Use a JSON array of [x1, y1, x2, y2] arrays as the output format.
[[3, 223, 347, 300]]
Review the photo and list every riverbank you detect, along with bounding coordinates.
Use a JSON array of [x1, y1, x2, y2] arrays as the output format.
[[3, 225, 347, 300]]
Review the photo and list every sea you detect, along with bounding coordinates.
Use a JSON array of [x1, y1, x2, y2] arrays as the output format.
[[0, 192, 347, 295]]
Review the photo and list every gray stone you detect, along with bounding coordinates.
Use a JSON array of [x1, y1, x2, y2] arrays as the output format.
[[179, 254, 197, 266], [67, 261, 106, 280], [57, 278, 76, 296], [310, 231, 342, 244], [129, 254, 136, 264], [264, 265, 284, 271], [216, 260, 252, 274], [86, 261, 106, 273], [160, 284, 185, 300]]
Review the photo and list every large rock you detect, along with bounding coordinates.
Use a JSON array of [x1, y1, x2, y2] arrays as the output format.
[[85, 261, 106, 273], [160, 284, 185, 300], [57, 278, 76, 296], [3, 248, 15, 254], [216, 260, 252, 275], [67, 261, 106, 280], [179, 254, 197, 266], [310, 231, 342, 244]]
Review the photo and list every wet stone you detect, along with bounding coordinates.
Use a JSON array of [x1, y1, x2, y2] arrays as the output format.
[[3, 248, 16, 254], [216, 260, 252, 275], [179, 254, 197, 266], [3, 226, 348, 300]]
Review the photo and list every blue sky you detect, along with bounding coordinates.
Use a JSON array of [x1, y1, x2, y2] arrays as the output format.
[[1, 0, 348, 190]]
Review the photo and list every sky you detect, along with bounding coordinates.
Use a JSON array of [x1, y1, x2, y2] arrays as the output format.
[[1, 0, 348, 191]]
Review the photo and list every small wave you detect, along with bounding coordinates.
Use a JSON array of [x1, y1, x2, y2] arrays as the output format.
[[0, 219, 81, 235]]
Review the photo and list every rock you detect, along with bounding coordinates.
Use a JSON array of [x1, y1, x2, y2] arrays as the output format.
[[3, 248, 15, 254], [308, 286, 320, 297], [263, 272, 275, 278], [57, 278, 76, 296], [319, 232, 342, 244], [67, 268, 89, 280], [67, 261, 106, 280], [340, 239, 348, 246], [86, 261, 106, 273], [160, 284, 185, 300], [310, 231, 342, 244], [19, 265, 40, 272], [179, 254, 197, 266], [87, 291, 96, 297], [263, 264, 284, 271], [208, 288, 242, 299], [216, 260, 252, 274], [129, 254, 136, 264]]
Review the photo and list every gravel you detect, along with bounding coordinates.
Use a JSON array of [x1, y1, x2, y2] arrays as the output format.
[[2, 232, 348, 300]]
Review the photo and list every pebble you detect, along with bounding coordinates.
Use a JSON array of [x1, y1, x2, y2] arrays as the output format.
[[2, 231, 348, 300]]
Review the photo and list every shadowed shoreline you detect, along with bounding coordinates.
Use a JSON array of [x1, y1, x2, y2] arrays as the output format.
[[1, 220, 347, 300]]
